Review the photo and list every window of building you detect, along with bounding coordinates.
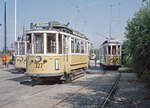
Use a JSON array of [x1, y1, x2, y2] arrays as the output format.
[[71, 38, 74, 53], [112, 46, 116, 55], [47, 33, 56, 53], [34, 33, 44, 54]]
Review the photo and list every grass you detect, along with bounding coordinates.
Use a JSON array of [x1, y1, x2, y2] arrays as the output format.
[[118, 66, 134, 73]]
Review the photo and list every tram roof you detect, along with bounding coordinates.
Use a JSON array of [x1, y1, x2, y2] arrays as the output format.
[[27, 21, 88, 40], [102, 37, 120, 45]]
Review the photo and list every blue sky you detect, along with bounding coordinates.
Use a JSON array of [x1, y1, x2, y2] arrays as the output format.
[[0, 0, 142, 49]]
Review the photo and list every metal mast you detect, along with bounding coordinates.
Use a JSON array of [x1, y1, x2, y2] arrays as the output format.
[[109, 4, 112, 38], [4, 1, 7, 53], [15, 0, 17, 41]]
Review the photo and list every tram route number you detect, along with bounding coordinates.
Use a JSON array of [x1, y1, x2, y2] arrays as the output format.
[[35, 63, 43, 68]]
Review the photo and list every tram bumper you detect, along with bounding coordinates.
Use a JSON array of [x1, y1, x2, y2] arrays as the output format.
[[25, 72, 64, 77]]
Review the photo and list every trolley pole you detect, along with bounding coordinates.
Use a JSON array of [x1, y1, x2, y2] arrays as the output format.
[[109, 4, 112, 38], [4, 1, 7, 53], [15, 0, 17, 41]]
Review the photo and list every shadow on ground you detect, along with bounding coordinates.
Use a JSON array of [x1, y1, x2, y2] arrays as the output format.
[[8, 75, 63, 86], [8, 69, 25, 74], [51, 66, 118, 107]]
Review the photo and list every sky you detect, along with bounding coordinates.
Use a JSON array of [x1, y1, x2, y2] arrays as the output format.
[[0, 0, 142, 49]]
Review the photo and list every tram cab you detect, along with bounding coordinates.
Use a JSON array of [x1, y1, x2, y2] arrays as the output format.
[[15, 40, 27, 70], [26, 21, 90, 80], [99, 38, 121, 69]]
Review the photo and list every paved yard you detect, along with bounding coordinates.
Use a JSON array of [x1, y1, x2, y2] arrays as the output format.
[[0, 63, 119, 108]]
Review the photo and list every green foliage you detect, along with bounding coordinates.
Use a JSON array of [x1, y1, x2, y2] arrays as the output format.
[[118, 67, 134, 73], [124, 2, 150, 77], [122, 40, 133, 66]]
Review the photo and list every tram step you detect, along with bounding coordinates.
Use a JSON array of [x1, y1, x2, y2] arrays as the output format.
[[73, 73, 85, 80], [72, 69, 85, 76]]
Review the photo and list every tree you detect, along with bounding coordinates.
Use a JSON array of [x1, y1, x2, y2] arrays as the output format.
[[124, 1, 150, 77]]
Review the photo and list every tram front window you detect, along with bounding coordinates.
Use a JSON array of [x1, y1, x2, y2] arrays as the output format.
[[108, 46, 111, 55], [47, 33, 56, 53], [26, 34, 32, 53], [19, 42, 25, 55], [112, 46, 116, 55], [34, 33, 44, 54], [15, 42, 19, 55], [118, 45, 120, 55]]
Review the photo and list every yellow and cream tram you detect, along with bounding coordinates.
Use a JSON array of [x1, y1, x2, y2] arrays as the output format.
[[15, 39, 27, 71], [25, 21, 90, 81], [99, 38, 121, 69]]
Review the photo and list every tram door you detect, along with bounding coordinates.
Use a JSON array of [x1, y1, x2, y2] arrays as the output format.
[[63, 35, 70, 73]]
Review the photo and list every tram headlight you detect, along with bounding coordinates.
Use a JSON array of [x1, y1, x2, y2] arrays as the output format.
[[20, 57, 23, 61], [35, 56, 41, 62]]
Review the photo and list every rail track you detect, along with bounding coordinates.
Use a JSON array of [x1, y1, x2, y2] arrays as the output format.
[[100, 72, 121, 108], [51, 71, 121, 108]]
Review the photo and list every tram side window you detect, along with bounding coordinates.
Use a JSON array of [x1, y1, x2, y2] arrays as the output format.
[[112, 46, 116, 55], [34, 33, 44, 54], [63, 36, 66, 54], [76, 39, 80, 53], [71, 38, 74, 53], [103, 46, 107, 56], [26, 34, 32, 53], [85, 42, 87, 54], [47, 33, 56, 53], [88, 43, 90, 55], [118, 45, 120, 55], [108, 46, 111, 55], [81, 41, 84, 53], [58, 34, 62, 54]]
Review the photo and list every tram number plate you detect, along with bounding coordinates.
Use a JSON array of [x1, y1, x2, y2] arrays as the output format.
[[35, 63, 43, 68]]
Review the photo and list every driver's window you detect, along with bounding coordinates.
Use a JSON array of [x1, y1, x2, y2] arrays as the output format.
[[47, 33, 56, 53], [34, 33, 44, 54]]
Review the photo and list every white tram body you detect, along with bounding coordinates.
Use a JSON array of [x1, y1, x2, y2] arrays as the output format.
[[25, 21, 90, 80], [99, 38, 121, 69], [15, 40, 27, 70]]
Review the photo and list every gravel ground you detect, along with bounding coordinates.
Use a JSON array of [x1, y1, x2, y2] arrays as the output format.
[[0, 62, 119, 108], [107, 73, 150, 108]]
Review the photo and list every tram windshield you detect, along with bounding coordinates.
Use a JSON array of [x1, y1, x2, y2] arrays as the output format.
[[47, 33, 56, 53], [34, 33, 44, 54], [112, 46, 116, 55], [15, 42, 19, 55], [26, 34, 32, 53], [19, 42, 25, 55]]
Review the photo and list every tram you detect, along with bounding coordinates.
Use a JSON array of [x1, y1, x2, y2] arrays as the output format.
[[25, 21, 90, 81], [15, 39, 27, 71], [99, 38, 121, 69]]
